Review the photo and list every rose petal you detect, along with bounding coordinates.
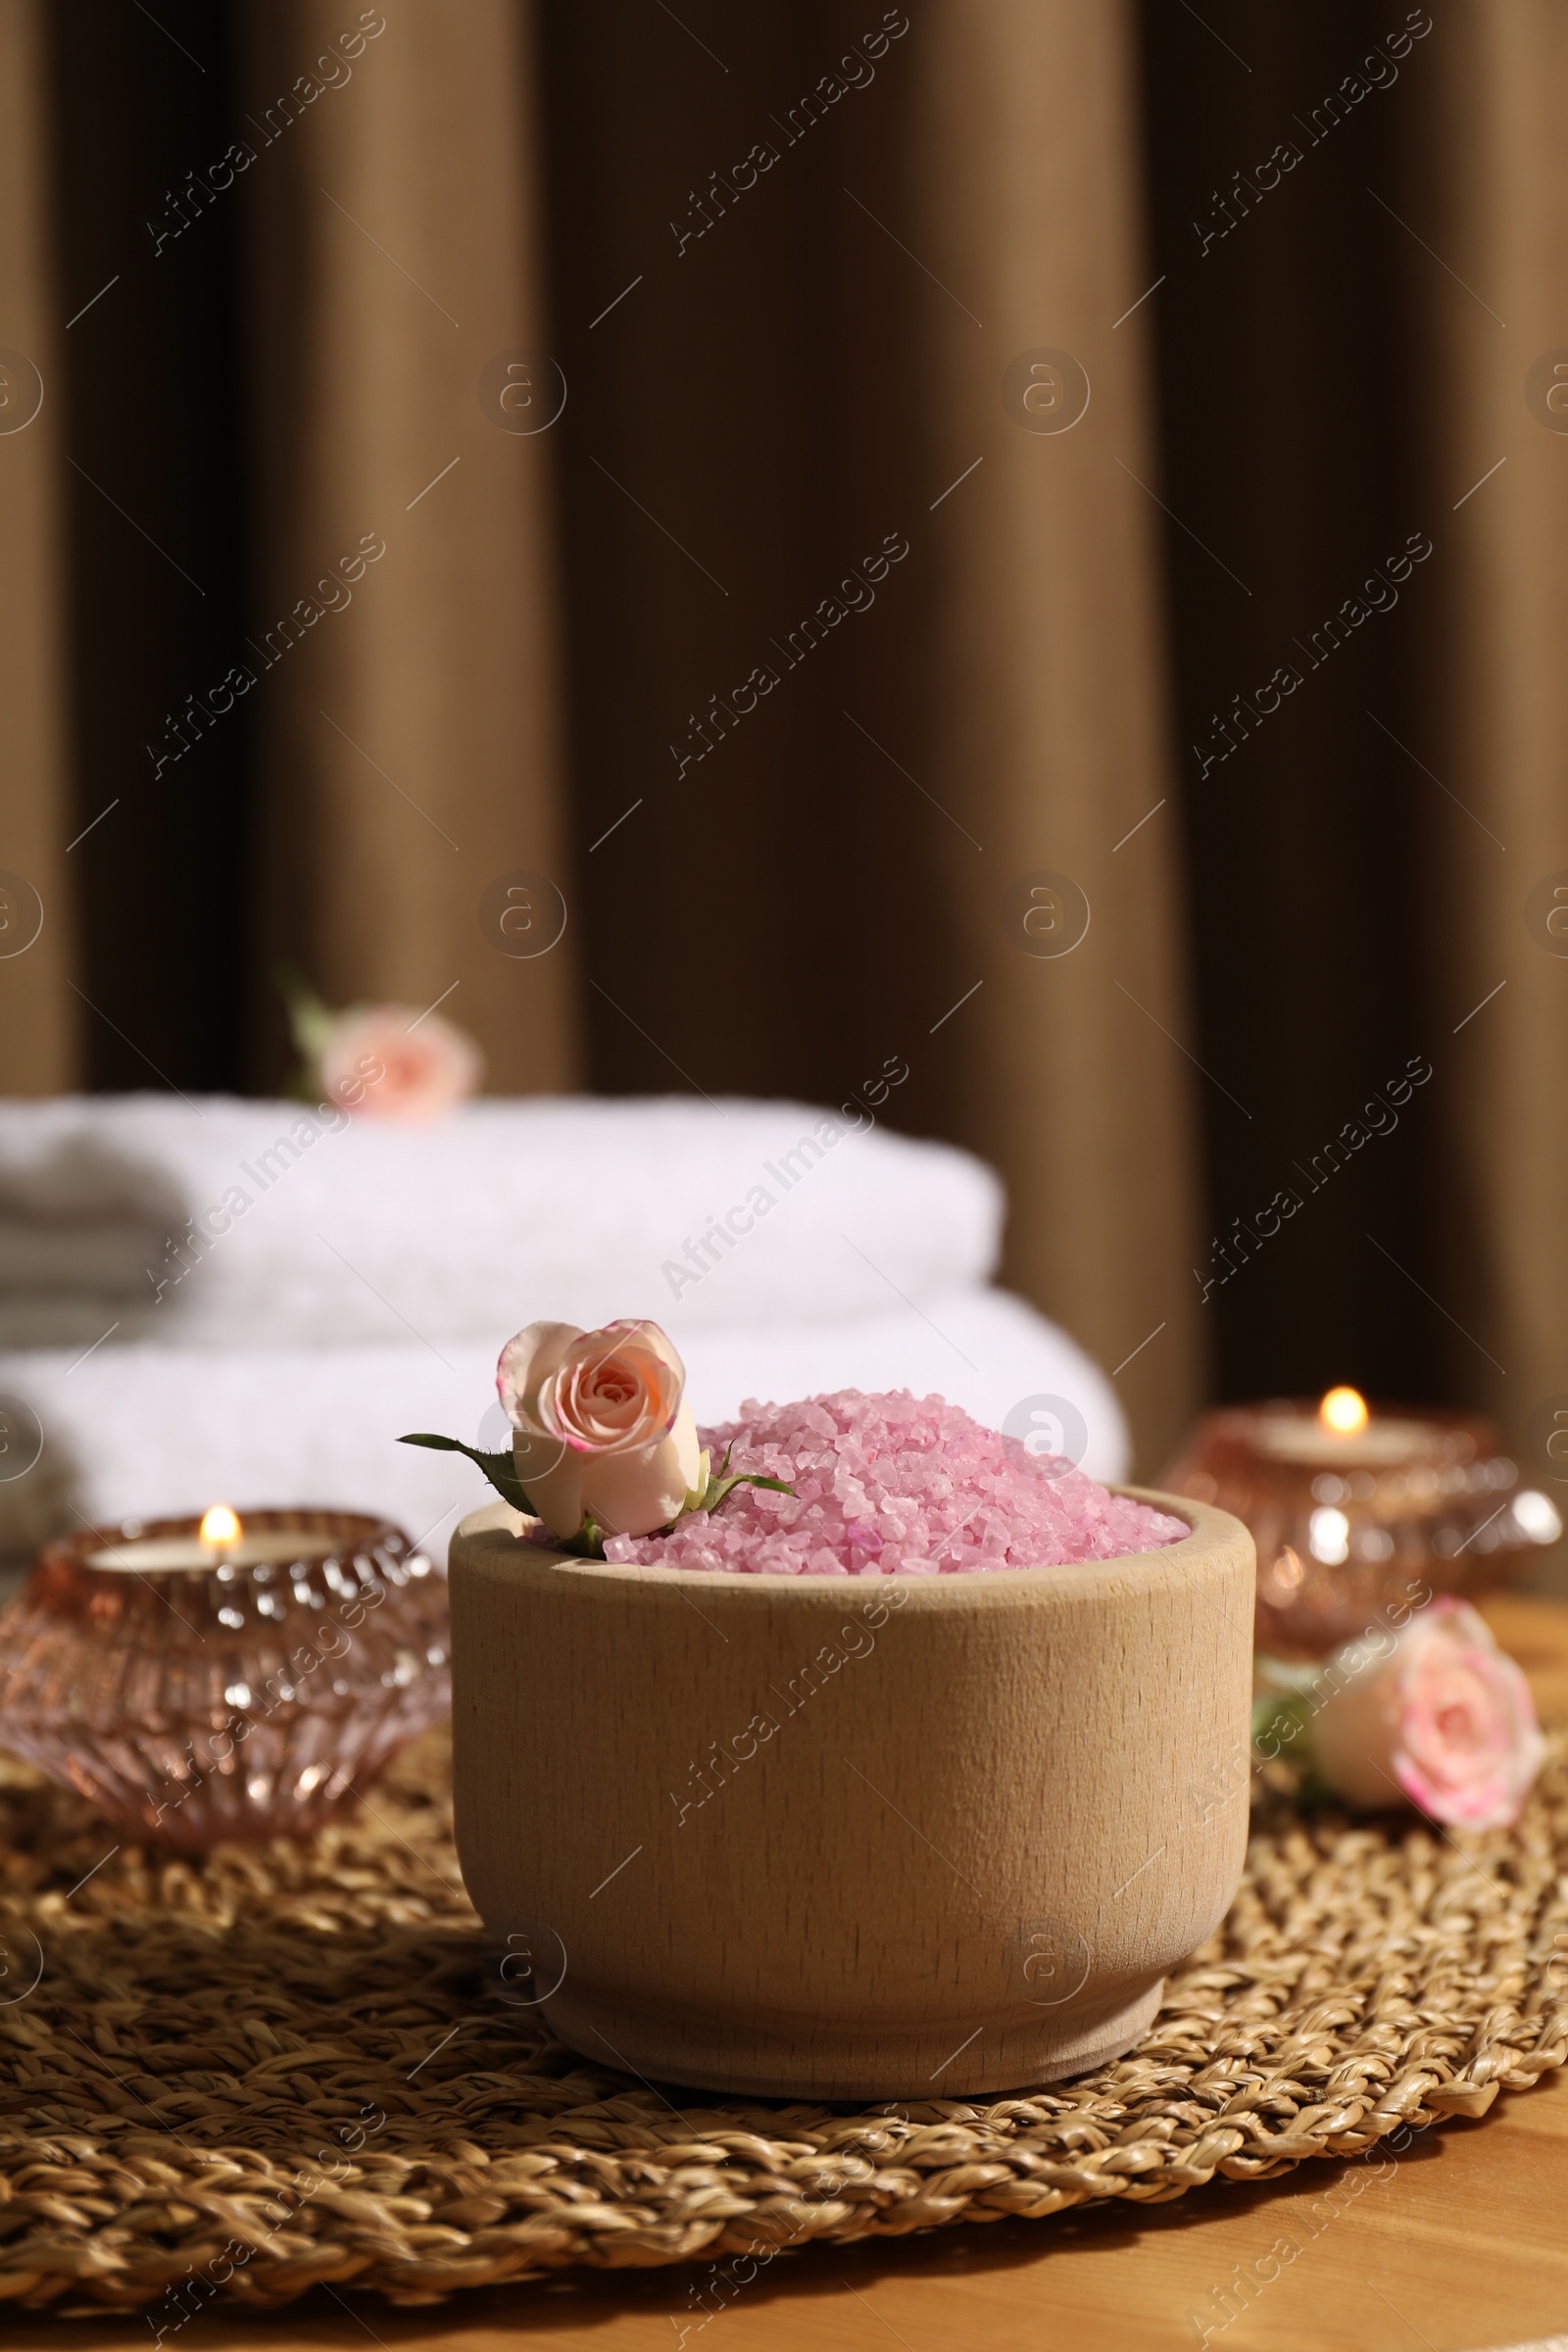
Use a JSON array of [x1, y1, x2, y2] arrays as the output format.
[[498, 1321, 582, 1432], [545, 1327, 684, 1453], [513, 1428, 585, 1539], [1310, 1593, 1544, 1829], [598, 1318, 688, 1390], [585, 1403, 704, 1538], [319, 1005, 482, 1122]]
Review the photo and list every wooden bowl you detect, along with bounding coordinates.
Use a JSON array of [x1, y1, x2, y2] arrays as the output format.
[[448, 1491, 1254, 2098]]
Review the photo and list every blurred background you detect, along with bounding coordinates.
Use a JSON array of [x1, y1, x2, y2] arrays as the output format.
[[2, 0, 1565, 1483]]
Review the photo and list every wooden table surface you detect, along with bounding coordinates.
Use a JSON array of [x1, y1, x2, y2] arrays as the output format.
[[5, 1592, 1567, 2352]]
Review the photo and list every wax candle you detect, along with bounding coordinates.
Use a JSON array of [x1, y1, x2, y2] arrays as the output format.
[[1162, 1389, 1560, 1657], [0, 1506, 451, 1849], [1250, 1387, 1446, 1470], [84, 1504, 338, 1574]]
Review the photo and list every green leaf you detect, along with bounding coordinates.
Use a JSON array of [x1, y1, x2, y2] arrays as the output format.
[[400, 1432, 793, 1557], [1250, 1689, 1337, 1805], [699, 1469, 797, 1515], [683, 1438, 797, 1518], [275, 963, 335, 1061], [554, 1517, 607, 1559], [398, 1432, 536, 1518], [1251, 1689, 1312, 1759]]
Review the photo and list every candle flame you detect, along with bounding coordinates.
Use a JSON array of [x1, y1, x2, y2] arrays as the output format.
[[199, 1504, 241, 1549], [1319, 1387, 1368, 1438]]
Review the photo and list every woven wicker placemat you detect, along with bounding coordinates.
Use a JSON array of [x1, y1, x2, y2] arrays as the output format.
[[0, 1731, 1564, 2316]]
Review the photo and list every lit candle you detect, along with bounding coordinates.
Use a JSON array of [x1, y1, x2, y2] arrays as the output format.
[[2, 1505, 445, 1849], [84, 1506, 338, 1573], [1163, 1386, 1562, 1657], [201, 1503, 241, 1556], [1250, 1386, 1449, 1470]]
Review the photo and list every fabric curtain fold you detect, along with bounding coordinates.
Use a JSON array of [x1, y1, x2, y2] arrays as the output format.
[[1400, 2, 1568, 1442], [0, 0, 77, 1097], [538, 0, 1200, 1468], [5, 0, 1563, 1477], [238, 0, 580, 1093], [906, 0, 1204, 1471]]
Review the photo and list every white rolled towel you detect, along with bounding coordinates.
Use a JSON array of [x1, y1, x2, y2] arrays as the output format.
[[0, 1095, 1002, 1348], [0, 1222, 180, 1294], [0, 1285, 1127, 1561], [0, 1133, 182, 1311]]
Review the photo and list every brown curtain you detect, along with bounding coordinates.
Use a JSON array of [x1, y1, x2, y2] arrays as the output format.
[[539, 0, 1201, 1469], [6, 0, 1566, 1480], [240, 0, 579, 1091], [1135, 0, 1568, 1463], [0, 0, 76, 1095], [1407, 4, 1568, 1443], [906, 1, 1202, 1471]]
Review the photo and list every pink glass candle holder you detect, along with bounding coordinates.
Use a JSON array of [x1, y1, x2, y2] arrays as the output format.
[[0, 1508, 449, 1850], [1161, 1394, 1561, 1658]]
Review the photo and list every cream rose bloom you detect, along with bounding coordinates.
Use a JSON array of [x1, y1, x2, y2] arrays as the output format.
[[318, 1004, 482, 1123], [1310, 1597, 1544, 1831], [497, 1318, 704, 1541]]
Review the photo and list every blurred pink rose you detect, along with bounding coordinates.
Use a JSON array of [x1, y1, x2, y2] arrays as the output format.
[[318, 1004, 482, 1123], [1311, 1596, 1544, 1830], [498, 1318, 704, 1541]]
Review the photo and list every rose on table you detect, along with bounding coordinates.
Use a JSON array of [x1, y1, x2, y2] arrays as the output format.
[[1257, 1595, 1544, 1831]]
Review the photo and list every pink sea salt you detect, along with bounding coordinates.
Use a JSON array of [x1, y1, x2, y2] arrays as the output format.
[[602, 1389, 1187, 1575]]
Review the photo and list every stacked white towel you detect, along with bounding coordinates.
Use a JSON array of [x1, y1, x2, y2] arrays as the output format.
[[0, 1095, 1127, 1563], [0, 1133, 185, 1344], [0, 1095, 1002, 1349]]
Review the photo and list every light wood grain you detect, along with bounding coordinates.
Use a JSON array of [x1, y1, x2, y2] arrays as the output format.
[[448, 1493, 1255, 2097]]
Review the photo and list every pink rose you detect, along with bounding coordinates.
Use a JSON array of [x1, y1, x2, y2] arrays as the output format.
[[1310, 1597, 1544, 1831], [318, 1004, 483, 1123], [497, 1319, 704, 1541]]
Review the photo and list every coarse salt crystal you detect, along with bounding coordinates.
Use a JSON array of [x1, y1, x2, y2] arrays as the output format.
[[602, 1389, 1187, 1575]]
